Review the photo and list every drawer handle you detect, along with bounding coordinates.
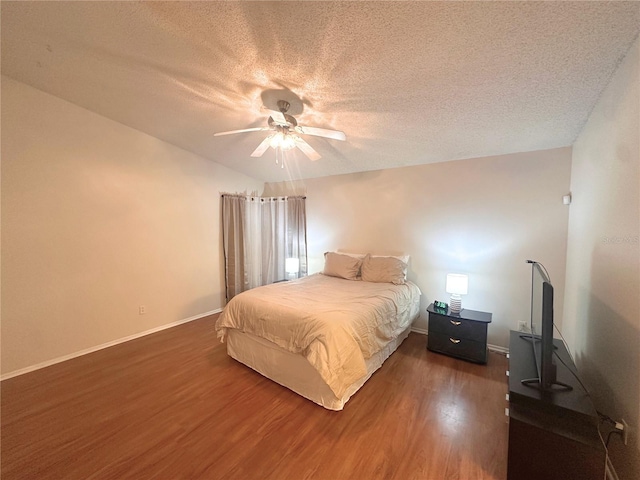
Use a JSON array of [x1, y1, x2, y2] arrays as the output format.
[[449, 337, 461, 344], [450, 320, 462, 326]]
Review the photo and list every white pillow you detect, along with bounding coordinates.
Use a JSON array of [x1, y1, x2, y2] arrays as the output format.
[[360, 254, 407, 285], [322, 252, 363, 280]]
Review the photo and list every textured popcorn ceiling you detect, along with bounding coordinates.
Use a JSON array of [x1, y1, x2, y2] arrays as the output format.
[[2, 1, 639, 183]]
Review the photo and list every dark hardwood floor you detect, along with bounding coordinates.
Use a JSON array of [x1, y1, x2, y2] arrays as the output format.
[[1, 314, 509, 479]]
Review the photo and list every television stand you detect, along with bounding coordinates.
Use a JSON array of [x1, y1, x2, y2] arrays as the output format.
[[507, 331, 606, 480]]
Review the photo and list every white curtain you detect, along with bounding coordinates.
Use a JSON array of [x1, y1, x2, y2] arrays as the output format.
[[222, 194, 307, 299]]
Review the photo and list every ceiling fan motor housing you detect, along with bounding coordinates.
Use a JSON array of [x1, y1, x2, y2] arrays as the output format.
[[277, 100, 291, 113]]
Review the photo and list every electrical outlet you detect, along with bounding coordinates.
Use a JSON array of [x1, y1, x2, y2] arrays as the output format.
[[517, 321, 529, 332], [621, 418, 629, 446], [139, 305, 146, 315]]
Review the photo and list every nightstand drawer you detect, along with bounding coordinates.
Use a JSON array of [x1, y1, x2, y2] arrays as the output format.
[[428, 314, 487, 342], [427, 331, 488, 363]]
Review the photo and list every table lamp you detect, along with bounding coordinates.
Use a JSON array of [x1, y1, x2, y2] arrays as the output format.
[[285, 257, 300, 280], [446, 274, 468, 314]]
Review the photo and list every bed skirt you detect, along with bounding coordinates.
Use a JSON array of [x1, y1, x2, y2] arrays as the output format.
[[226, 324, 412, 411]]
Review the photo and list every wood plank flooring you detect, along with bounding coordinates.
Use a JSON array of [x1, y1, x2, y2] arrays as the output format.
[[1, 314, 509, 479]]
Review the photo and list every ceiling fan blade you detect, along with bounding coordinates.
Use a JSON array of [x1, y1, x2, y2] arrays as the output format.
[[296, 125, 346, 141], [250, 135, 273, 157], [214, 127, 268, 137], [269, 110, 288, 125], [295, 137, 321, 161]]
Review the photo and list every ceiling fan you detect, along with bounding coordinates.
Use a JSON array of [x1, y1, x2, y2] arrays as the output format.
[[214, 100, 346, 165]]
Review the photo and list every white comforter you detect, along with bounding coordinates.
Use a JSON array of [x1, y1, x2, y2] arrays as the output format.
[[215, 274, 421, 398]]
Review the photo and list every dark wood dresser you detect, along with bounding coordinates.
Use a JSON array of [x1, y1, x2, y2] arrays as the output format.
[[507, 330, 607, 480]]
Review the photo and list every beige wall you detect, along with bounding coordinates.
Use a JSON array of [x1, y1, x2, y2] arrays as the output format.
[[265, 146, 572, 348], [1, 77, 263, 375], [563, 37, 639, 478]]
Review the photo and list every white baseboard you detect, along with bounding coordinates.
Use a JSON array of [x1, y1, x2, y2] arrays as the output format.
[[488, 344, 509, 355], [0, 309, 222, 382], [410, 327, 509, 355]]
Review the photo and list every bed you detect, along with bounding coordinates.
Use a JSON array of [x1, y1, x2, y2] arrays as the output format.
[[215, 252, 421, 410]]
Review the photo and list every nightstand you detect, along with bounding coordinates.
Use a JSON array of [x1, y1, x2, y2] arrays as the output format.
[[426, 303, 492, 364]]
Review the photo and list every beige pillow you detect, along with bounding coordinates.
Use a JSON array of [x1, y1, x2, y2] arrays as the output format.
[[361, 254, 410, 279], [322, 252, 363, 280], [361, 254, 407, 285]]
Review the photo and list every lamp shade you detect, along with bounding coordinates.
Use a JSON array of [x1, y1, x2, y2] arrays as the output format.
[[446, 274, 468, 295], [285, 257, 300, 274]]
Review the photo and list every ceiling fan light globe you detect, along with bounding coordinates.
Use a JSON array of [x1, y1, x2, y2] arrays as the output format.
[[281, 135, 296, 150], [269, 132, 284, 149]]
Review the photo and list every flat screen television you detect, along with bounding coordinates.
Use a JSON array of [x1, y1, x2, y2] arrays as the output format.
[[521, 260, 572, 392]]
